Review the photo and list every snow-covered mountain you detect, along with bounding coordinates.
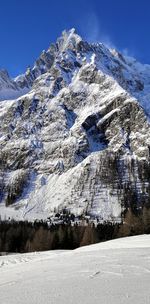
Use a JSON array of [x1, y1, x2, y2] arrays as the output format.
[[0, 28, 150, 222], [0, 69, 29, 101]]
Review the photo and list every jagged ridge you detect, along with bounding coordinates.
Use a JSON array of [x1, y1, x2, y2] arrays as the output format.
[[0, 29, 150, 223]]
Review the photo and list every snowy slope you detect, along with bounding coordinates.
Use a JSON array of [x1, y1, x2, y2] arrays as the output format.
[[1, 235, 150, 304], [0, 29, 150, 222], [0, 70, 29, 101]]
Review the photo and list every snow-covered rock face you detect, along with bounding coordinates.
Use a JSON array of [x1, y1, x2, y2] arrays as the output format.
[[0, 69, 29, 101], [0, 28, 150, 221]]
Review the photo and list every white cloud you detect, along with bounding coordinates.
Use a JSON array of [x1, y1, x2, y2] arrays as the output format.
[[122, 48, 136, 59], [79, 11, 138, 61], [80, 12, 116, 49]]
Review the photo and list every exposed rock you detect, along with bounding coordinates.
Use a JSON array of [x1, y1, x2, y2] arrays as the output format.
[[0, 29, 150, 222]]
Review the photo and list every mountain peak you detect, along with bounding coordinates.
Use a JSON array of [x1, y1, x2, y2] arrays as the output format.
[[56, 28, 82, 52], [1, 29, 150, 223]]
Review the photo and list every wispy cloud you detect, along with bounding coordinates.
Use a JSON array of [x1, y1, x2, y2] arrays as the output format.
[[80, 12, 116, 49], [79, 12, 137, 60], [122, 48, 136, 59]]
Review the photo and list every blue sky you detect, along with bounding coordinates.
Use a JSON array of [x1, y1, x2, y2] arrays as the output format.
[[0, 0, 149, 76]]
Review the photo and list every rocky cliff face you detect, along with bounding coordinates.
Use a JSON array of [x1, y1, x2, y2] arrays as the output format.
[[0, 28, 150, 222]]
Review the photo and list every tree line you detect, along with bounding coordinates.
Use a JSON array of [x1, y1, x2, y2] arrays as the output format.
[[1, 205, 150, 253]]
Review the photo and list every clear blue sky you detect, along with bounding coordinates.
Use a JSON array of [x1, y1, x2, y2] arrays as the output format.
[[0, 0, 149, 77]]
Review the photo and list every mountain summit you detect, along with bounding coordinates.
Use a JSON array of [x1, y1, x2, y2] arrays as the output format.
[[0, 29, 150, 223]]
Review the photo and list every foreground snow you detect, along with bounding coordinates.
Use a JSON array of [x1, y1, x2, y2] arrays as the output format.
[[0, 235, 150, 303]]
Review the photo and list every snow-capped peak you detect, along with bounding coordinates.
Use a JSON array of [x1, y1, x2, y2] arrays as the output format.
[[0, 29, 150, 223]]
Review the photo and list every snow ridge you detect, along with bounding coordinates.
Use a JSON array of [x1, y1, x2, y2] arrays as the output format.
[[0, 29, 150, 221]]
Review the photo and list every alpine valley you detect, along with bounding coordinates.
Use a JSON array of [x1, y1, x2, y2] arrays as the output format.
[[0, 29, 150, 230]]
